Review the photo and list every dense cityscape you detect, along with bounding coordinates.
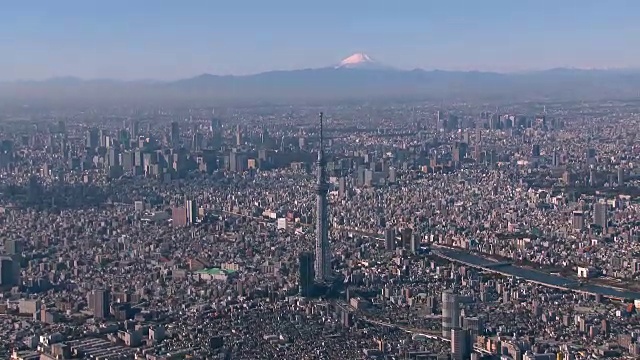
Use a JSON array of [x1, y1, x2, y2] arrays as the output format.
[[0, 97, 638, 360]]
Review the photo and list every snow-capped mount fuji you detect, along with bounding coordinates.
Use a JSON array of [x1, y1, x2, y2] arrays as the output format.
[[335, 53, 391, 70]]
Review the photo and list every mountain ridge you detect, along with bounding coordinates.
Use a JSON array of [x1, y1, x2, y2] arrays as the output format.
[[1, 66, 640, 103]]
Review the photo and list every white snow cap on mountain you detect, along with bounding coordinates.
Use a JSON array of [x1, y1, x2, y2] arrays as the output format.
[[336, 53, 384, 69]]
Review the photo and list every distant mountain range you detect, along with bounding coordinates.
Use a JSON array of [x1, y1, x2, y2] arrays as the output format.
[[2, 53, 640, 104]]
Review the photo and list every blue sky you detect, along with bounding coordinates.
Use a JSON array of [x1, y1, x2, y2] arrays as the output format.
[[1, 0, 638, 80]]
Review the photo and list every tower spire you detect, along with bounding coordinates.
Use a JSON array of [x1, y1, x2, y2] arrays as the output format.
[[315, 112, 330, 283]]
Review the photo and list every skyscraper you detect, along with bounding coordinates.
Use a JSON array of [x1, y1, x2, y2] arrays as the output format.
[[618, 166, 625, 185], [594, 202, 607, 229], [384, 228, 396, 251], [186, 199, 198, 224], [442, 290, 460, 338], [87, 289, 110, 319], [235, 125, 243, 146], [170, 122, 180, 148], [4, 239, 22, 287], [299, 252, 314, 297], [0, 256, 16, 287], [315, 112, 330, 283], [451, 328, 470, 360], [572, 211, 584, 230], [86, 128, 100, 149], [131, 120, 140, 137]]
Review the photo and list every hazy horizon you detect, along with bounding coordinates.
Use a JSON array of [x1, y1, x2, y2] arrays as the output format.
[[2, 0, 640, 81]]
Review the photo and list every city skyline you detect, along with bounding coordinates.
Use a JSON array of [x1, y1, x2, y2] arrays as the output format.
[[1, 0, 640, 81]]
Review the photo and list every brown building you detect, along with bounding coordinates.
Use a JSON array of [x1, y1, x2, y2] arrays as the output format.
[[172, 207, 187, 227]]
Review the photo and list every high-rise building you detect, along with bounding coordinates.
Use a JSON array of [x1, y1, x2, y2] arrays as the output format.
[[192, 132, 202, 152], [451, 328, 470, 360], [130, 120, 140, 137], [4, 240, 22, 287], [299, 252, 314, 297], [338, 177, 346, 197], [463, 316, 483, 344], [401, 228, 413, 251], [618, 166, 625, 185], [229, 150, 247, 173], [170, 122, 180, 148], [384, 228, 396, 251], [4, 239, 23, 256], [172, 207, 188, 227], [99, 129, 109, 147], [86, 128, 100, 148], [442, 290, 460, 338], [0, 256, 16, 287], [593, 202, 607, 229], [235, 125, 243, 146], [315, 112, 330, 283], [410, 233, 421, 254], [552, 150, 560, 167], [107, 148, 120, 167], [572, 211, 584, 230], [87, 289, 110, 319], [186, 199, 198, 224]]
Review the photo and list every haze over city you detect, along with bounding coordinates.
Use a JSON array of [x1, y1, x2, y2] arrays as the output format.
[[2, 0, 640, 81], [3, 2, 640, 360]]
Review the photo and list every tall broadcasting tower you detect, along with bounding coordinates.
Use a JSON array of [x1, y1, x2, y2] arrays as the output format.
[[315, 112, 330, 282]]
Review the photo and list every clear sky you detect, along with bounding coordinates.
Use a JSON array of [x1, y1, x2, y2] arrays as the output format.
[[1, 0, 639, 80]]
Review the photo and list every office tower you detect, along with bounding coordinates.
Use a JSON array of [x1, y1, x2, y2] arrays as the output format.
[[618, 166, 625, 185], [170, 122, 180, 148], [401, 228, 413, 251], [107, 147, 120, 167], [552, 150, 560, 167], [593, 202, 607, 229], [453, 142, 468, 163], [388, 167, 397, 183], [463, 316, 483, 344], [86, 128, 100, 148], [4, 239, 22, 287], [451, 328, 470, 360], [4, 239, 23, 256], [442, 290, 460, 338], [410, 233, 421, 254], [314, 112, 330, 283], [338, 177, 346, 197], [235, 125, 243, 146], [87, 289, 110, 319], [572, 211, 584, 230], [229, 150, 247, 173], [192, 132, 202, 152], [260, 128, 270, 145], [210, 117, 220, 132], [99, 129, 109, 147], [384, 228, 396, 251], [186, 199, 198, 224], [298, 252, 314, 297], [130, 120, 140, 137], [0, 256, 16, 287]]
